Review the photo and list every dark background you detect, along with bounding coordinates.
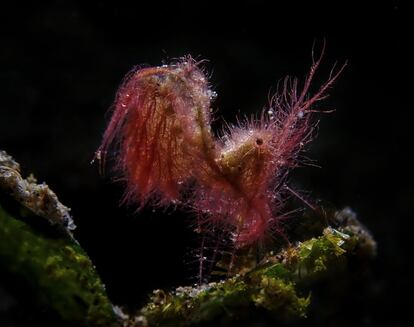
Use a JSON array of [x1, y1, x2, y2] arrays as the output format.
[[0, 0, 410, 326]]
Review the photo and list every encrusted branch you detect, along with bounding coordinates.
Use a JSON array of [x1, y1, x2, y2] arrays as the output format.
[[0, 151, 116, 327]]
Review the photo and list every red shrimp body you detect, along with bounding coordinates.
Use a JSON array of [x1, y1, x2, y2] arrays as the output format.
[[100, 53, 345, 247]]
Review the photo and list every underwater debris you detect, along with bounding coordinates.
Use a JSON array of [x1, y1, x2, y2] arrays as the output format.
[[334, 206, 377, 257], [0, 150, 75, 231]]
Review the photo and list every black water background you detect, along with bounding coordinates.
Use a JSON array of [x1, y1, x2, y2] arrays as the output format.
[[0, 1, 409, 326]]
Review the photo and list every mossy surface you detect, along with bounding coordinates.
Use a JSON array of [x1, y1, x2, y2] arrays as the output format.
[[138, 224, 371, 326], [1, 150, 376, 327], [0, 191, 375, 327], [0, 201, 116, 327]]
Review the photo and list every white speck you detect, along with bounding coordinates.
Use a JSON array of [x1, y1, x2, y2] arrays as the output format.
[[67, 219, 77, 231], [112, 306, 129, 320], [208, 90, 218, 100]]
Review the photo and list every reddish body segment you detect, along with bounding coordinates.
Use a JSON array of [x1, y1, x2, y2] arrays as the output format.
[[100, 52, 345, 247]]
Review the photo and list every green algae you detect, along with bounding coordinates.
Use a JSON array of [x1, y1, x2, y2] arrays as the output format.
[[0, 150, 376, 327], [0, 202, 116, 327], [138, 225, 371, 326]]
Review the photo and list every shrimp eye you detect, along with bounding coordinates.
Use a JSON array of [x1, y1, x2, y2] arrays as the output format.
[[256, 138, 263, 146]]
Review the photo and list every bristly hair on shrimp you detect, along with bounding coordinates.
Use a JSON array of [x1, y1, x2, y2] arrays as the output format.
[[98, 45, 346, 253]]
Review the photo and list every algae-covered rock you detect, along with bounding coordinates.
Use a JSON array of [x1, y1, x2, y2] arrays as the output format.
[[135, 220, 375, 326], [0, 150, 376, 327], [0, 150, 117, 327]]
